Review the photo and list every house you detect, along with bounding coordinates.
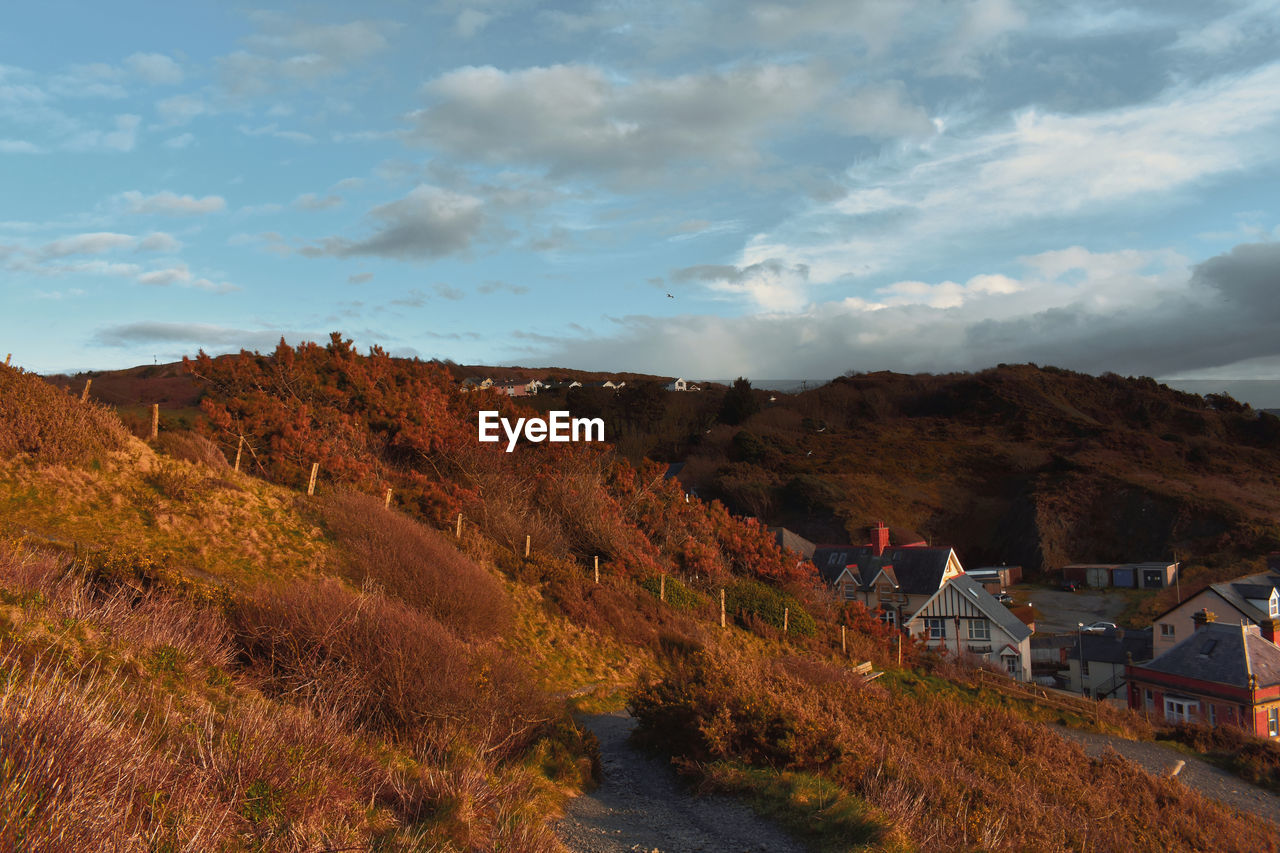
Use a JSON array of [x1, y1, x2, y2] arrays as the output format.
[[1130, 561, 1179, 589], [665, 378, 688, 392], [768, 526, 816, 560], [1150, 571, 1280, 657], [814, 522, 962, 628], [1127, 611, 1280, 736], [970, 565, 1023, 587], [906, 574, 1033, 681], [602, 380, 626, 390], [1063, 627, 1153, 703], [459, 376, 493, 391]]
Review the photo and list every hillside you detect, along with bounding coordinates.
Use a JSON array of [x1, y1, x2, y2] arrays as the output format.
[[7, 345, 1280, 851]]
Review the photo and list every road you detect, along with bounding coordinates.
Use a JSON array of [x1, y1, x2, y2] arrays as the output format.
[[1021, 587, 1129, 633], [1055, 725, 1280, 825], [556, 711, 808, 853]]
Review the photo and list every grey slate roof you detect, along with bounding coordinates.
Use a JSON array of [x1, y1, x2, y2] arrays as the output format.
[[813, 544, 956, 596], [1207, 573, 1280, 624], [1138, 622, 1280, 689], [914, 574, 1032, 643], [768, 526, 816, 559], [1068, 627, 1153, 666]]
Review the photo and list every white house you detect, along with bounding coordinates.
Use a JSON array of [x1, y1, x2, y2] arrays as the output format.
[[665, 378, 688, 391], [906, 575, 1032, 681]]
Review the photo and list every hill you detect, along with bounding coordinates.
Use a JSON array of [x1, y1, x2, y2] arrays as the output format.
[[7, 344, 1280, 851]]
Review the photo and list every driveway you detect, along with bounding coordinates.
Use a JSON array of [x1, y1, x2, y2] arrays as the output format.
[[1017, 587, 1130, 634]]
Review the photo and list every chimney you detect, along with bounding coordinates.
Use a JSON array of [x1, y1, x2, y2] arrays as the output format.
[[872, 521, 890, 557], [1191, 609, 1216, 631], [1261, 619, 1279, 643]]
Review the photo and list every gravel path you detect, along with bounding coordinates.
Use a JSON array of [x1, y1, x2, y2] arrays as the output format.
[[556, 711, 809, 853], [1055, 725, 1280, 824]]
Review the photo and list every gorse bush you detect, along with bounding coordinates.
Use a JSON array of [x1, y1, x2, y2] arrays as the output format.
[[726, 577, 816, 636], [0, 363, 130, 464]]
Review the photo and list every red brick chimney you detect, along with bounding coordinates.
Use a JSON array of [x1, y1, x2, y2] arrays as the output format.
[[1191, 609, 1216, 632], [1260, 619, 1279, 643], [872, 521, 890, 557]]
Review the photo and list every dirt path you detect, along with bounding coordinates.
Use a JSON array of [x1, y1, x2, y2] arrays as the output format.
[[1055, 725, 1280, 824], [556, 711, 809, 853]]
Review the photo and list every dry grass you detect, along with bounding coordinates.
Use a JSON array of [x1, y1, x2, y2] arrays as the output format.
[[320, 490, 510, 638], [630, 639, 1280, 852]]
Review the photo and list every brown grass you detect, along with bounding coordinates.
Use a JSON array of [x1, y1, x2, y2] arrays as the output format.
[[0, 364, 130, 465], [320, 490, 510, 638], [155, 429, 230, 469]]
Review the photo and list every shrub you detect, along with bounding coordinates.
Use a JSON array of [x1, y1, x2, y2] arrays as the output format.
[[725, 578, 816, 636], [0, 364, 130, 464], [154, 430, 229, 469], [638, 573, 705, 611], [319, 491, 510, 638]]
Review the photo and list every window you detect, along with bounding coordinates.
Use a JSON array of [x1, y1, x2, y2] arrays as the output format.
[[1005, 656, 1019, 675], [1209, 705, 1217, 726], [1164, 698, 1198, 724], [1160, 623, 1175, 638], [843, 582, 857, 600], [968, 619, 990, 641], [1081, 660, 1090, 677], [1269, 708, 1279, 738], [1145, 689, 1154, 710], [882, 609, 897, 628], [925, 617, 946, 639], [1270, 594, 1278, 618]]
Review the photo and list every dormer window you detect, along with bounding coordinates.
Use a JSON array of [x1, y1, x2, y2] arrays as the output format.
[[1270, 592, 1278, 618]]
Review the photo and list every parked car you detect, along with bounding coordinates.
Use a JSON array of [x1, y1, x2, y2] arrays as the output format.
[[1083, 621, 1118, 633], [1061, 580, 1079, 591], [995, 591, 1013, 604]]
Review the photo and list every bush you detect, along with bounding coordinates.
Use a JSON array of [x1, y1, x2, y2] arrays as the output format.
[[638, 573, 705, 611], [320, 491, 510, 638], [725, 578, 816, 636], [0, 364, 130, 464], [154, 430, 229, 469]]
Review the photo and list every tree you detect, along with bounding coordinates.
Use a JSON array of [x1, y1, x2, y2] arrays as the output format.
[[718, 377, 759, 426]]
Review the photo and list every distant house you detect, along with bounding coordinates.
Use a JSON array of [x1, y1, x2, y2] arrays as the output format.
[[1150, 571, 1280, 658], [1061, 562, 1178, 590], [906, 575, 1032, 681], [1064, 627, 1153, 703], [666, 378, 688, 392], [1127, 612, 1280, 736], [601, 380, 626, 390], [459, 376, 493, 391], [814, 522, 962, 628]]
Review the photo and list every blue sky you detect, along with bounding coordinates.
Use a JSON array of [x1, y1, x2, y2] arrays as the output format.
[[3, 0, 1279, 383]]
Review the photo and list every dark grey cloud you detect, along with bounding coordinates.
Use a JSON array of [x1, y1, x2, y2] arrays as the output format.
[[519, 241, 1280, 380], [92, 322, 312, 351], [304, 185, 486, 260]]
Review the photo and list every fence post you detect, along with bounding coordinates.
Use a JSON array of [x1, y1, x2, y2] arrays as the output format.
[[898, 634, 903, 666], [150, 403, 159, 441], [455, 513, 463, 538], [660, 573, 666, 602], [720, 588, 726, 628], [307, 462, 319, 496], [80, 379, 92, 402], [594, 555, 599, 584], [525, 535, 531, 558], [842, 625, 847, 655], [784, 607, 789, 633], [384, 487, 393, 509], [233, 436, 244, 473]]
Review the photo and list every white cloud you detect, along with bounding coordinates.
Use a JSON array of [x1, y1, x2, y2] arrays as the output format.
[[39, 232, 136, 258], [0, 139, 40, 153], [304, 185, 486, 259], [65, 114, 140, 152], [238, 123, 315, 144], [293, 192, 343, 211], [163, 132, 195, 149], [126, 53, 184, 85], [456, 9, 493, 37], [156, 94, 206, 125], [138, 264, 192, 286], [137, 232, 182, 252], [218, 16, 396, 97], [120, 190, 227, 215], [830, 81, 934, 138]]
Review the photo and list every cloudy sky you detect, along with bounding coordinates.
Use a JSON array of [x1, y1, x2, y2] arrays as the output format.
[[3, 1, 1279, 385]]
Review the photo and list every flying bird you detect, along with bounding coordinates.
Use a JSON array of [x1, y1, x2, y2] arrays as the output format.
[[666, 292, 674, 298]]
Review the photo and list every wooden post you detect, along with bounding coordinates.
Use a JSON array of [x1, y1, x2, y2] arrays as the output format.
[[842, 625, 847, 655], [455, 513, 463, 538], [1169, 760, 1185, 778], [720, 588, 726, 628], [897, 634, 903, 666], [525, 535, 531, 558], [3, 354, 9, 366], [660, 573, 666, 602], [784, 607, 789, 633], [150, 403, 159, 440], [384, 487, 393, 509], [307, 462, 319, 496], [233, 436, 244, 473], [594, 555, 599, 584], [80, 379, 92, 402]]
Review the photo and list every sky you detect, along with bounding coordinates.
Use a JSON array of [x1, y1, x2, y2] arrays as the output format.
[[2, 1, 1279, 388]]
